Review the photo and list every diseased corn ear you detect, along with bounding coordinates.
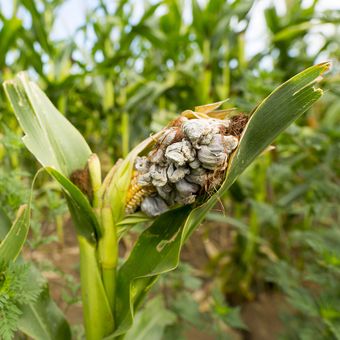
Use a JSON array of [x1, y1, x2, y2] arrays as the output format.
[[125, 103, 248, 217]]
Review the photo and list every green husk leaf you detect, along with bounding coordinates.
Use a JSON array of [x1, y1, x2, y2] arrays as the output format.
[[116, 212, 152, 228], [47, 167, 99, 242], [111, 62, 329, 336], [3, 73, 111, 338], [183, 62, 330, 241], [103, 131, 162, 223]]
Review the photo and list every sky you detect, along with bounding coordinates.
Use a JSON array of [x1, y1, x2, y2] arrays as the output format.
[[0, 0, 339, 62]]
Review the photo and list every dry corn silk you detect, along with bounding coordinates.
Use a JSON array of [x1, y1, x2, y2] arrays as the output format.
[[126, 103, 248, 217]]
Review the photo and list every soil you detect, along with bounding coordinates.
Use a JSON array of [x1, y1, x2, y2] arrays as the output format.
[[24, 218, 284, 340]]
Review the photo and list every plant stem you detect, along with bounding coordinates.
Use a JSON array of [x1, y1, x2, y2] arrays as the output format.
[[98, 207, 118, 312], [78, 235, 115, 339], [89, 151, 118, 313]]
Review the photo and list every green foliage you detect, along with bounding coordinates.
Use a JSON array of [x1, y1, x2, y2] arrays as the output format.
[[0, 0, 339, 339], [123, 296, 176, 340], [155, 264, 247, 339], [0, 262, 42, 340], [266, 226, 340, 339], [17, 277, 72, 340], [0, 169, 29, 218], [0, 203, 71, 340]]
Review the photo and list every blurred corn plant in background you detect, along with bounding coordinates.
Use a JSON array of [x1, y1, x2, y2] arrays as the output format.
[[0, 0, 339, 339]]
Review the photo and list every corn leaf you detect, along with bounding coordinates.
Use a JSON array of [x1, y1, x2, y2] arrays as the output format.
[[0, 205, 29, 263], [3, 74, 99, 241], [273, 22, 314, 42], [111, 62, 329, 336], [3, 72, 91, 177]]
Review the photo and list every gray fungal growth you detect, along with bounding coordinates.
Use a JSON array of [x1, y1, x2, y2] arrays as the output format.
[[183, 119, 211, 147], [175, 179, 200, 196], [224, 135, 239, 153], [164, 139, 196, 166], [149, 164, 167, 187], [141, 196, 169, 216], [149, 148, 164, 164], [135, 156, 150, 173], [167, 163, 190, 183], [138, 172, 152, 186], [133, 117, 243, 217], [159, 127, 178, 147], [186, 167, 207, 186], [156, 183, 174, 204]]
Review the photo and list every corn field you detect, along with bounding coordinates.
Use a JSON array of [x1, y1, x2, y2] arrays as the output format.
[[0, 1, 339, 340]]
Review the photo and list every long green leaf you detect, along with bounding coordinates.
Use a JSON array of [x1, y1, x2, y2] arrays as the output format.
[[183, 61, 331, 241], [113, 206, 191, 336], [111, 62, 329, 336], [273, 22, 314, 42], [3, 72, 91, 177], [0, 205, 29, 263]]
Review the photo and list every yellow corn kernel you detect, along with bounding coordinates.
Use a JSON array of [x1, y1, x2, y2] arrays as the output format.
[[125, 171, 155, 214]]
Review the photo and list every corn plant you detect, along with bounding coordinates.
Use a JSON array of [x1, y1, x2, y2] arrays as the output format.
[[1, 62, 329, 339]]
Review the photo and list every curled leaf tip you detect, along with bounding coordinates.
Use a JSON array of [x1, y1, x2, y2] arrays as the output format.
[[313, 61, 331, 84], [318, 61, 331, 73]]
